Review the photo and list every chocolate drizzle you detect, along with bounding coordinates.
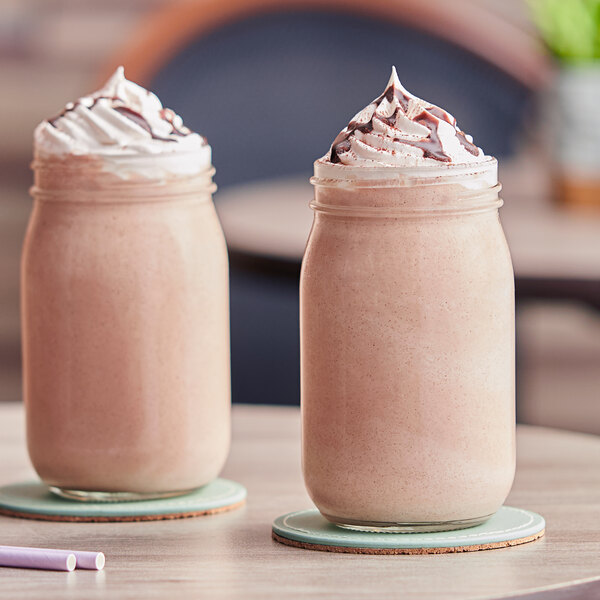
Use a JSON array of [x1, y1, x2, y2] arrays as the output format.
[[47, 96, 118, 127], [159, 108, 189, 137], [382, 83, 410, 112], [329, 79, 479, 163], [428, 106, 478, 156], [330, 82, 411, 163], [114, 107, 176, 142], [405, 111, 451, 162], [455, 131, 479, 156], [47, 95, 190, 141]]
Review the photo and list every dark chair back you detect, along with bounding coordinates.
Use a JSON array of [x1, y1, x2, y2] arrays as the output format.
[[148, 10, 536, 189]]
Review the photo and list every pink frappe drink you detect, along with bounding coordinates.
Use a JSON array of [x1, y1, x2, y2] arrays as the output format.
[[23, 68, 230, 500], [301, 68, 515, 531]]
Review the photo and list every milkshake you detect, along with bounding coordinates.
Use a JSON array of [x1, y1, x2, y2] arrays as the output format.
[[301, 68, 515, 531], [23, 68, 230, 500]]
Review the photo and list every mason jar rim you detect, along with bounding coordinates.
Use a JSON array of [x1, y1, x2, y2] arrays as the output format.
[[29, 148, 216, 203], [310, 157, 502, 217], [31, 168, 216, 205], [311, 156, 497, 189], [309, 188, 503, 218]]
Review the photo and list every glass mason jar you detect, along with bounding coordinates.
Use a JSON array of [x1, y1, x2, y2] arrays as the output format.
[[22, 153, 230, 501], [301, 158, 515, 532]]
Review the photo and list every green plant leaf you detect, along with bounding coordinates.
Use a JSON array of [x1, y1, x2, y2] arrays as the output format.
[[528, 0, 600, 61]]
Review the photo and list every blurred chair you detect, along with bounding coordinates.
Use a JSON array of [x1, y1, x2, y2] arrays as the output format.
[[109, 0, 549, 405]]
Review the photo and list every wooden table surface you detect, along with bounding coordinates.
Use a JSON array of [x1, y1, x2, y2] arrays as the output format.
[[1, 403, 599, 599]]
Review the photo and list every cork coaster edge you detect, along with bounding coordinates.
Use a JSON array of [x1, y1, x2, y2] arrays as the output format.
[[272, 528, 545, 554], [0, 478, 247, 522], [0, 499, 246, 523]]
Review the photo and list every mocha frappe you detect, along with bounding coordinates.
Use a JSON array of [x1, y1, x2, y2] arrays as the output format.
[[23, 68, 230, 499], [301, 68, 515, 531]]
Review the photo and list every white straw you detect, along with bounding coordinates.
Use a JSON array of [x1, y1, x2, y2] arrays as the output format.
[[0, 546, 76, 571], [0, 545, 104, 571]]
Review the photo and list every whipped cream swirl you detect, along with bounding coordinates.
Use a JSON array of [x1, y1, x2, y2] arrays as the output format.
[[325, 67, 488, 167], [34, 67, 210, 177]]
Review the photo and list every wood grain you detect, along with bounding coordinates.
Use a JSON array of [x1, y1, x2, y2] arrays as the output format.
[[0, 404, 599, 599]]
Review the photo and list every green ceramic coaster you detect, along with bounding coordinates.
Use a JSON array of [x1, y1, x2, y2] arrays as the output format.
[[272, 507, 545, 554], [0, 479, 246, 522]]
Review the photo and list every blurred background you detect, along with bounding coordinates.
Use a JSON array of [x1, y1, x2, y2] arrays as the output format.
[[1, 0, 599, 432]]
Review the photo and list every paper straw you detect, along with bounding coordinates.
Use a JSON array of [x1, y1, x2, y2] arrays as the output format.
[[0, 546, 76, 571], [0, 546, 105, 571], [68, 550, 105, 570]]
